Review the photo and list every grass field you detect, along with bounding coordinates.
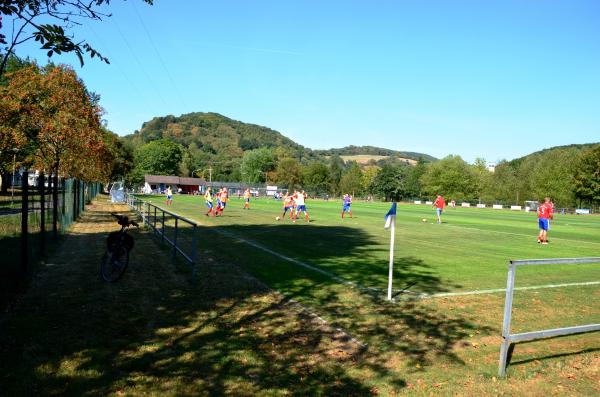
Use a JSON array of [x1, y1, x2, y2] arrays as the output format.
[[145, 194, 600, 294], [133, 194, 600, 391], [1, 195, 598, 395]]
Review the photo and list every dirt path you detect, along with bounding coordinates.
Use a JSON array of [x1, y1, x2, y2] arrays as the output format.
[[0, 197, 369, 396]]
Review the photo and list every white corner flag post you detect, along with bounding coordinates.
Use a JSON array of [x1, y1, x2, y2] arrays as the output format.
[[384, 202, 397, 301]]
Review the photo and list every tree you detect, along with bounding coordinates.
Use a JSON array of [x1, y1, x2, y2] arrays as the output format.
[[303, 162, 330, 195], [370, 164, 409, 201], [102, 129, 134, 182], [239, 147, 276, 184], [573, 144, 600, 206], [361, 165, 380, 196], [0, 63, 108, 181], [420, 155, 475, 201], [339, 161, 363, 196], [275, 157, 302, 190], [129, 139, 183, 185], [527, 148, 580, 207], [0, 0, 153, 78], [404, 158, 427, 199], [472, 157, 493, 203], [328, 155, 345, 195], [488, 161, 519, 204]]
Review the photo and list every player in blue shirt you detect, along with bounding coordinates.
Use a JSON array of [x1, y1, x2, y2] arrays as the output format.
[[341, 194, 353, 219]]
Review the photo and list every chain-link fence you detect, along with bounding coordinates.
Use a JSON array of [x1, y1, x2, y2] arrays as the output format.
[[1, 171, 102, 310]]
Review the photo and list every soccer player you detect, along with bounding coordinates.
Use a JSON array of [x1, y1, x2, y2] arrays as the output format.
[[281, 192, 294, 219], [433, 195, 445, 224], [293, 190, 310, 222], [166, 186, 173, 206], [243, 188, 251, 210], [341, 194, 353, 218], [216, 187, 228, 216], [204, 187, 215, 217], [537, 197, 553, 245]]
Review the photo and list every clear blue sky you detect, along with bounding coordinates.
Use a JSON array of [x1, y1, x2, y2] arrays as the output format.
[[7, 0, 600, 162]]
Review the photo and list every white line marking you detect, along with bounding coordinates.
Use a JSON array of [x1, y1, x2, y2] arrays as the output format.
[[442, 223, 600, 246], [208, 229, 368, 348], [212, 228, 600, 301], [214, 229, 378, 294], [404, 280, 600, 299]]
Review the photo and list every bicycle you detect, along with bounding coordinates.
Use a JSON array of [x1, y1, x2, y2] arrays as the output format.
[[101, 213, 138, 282]]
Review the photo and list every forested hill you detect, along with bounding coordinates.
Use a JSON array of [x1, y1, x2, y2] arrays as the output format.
[[508, 142, 599, 167], [124, 112, 309, 157], [314, 146, 437, 162], [123, 112, 435, 163]]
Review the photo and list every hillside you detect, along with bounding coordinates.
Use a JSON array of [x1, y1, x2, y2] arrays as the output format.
[[123, 112, 435, 173], [124, 112, 310, 157], [314, 145, 436, 162], [508, 142, 599, 167]]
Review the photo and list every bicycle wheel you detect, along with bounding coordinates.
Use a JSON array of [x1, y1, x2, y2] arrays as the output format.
[[101, 244, 129, 282]]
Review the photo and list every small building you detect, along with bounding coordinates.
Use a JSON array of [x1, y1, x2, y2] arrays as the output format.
[[143, 175, 206, 194]]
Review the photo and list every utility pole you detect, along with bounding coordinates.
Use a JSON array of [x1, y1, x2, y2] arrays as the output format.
[[208, 167, 212, 187]]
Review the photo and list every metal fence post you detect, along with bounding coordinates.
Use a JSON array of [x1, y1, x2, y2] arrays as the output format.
[[191, 224, 198, 277], [39, 172, 45, 256], [173, 217, 178, 259], [20, 170, 29, 275], [499, 262, 516, 377], [161, 210, 165, 243], [52, 173, 58, 239]]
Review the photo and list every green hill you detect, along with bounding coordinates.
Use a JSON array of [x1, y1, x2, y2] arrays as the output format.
[[125, 112, 309, 156], [122, 112, 436, 180], [314, 145, 437, 163], [507, 142, 599, 167]]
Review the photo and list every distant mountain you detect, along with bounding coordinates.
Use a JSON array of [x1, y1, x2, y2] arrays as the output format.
[[314, 145, 437, 162]]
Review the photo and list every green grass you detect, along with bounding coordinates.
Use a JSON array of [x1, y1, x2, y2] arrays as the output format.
[[1, 196, 598, 396], [136, 194, 600, 393], [143, 194, 600, 294]]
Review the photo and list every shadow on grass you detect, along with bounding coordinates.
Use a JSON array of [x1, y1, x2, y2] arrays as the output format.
[[506, 337, 600, 368], [0, 208, 486, 396]]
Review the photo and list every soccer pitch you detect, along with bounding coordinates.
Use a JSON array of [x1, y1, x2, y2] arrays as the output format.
[[135, 194, 600, 388], [144, 195, 600, 296]]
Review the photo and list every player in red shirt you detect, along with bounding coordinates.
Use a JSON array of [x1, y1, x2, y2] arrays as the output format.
[[433, 195, 445, 224], [537, 197, 553, 245]]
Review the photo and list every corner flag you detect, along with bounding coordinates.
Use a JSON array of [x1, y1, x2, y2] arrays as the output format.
[[384, 202, 397, 300], [384, 202, 397, 229]]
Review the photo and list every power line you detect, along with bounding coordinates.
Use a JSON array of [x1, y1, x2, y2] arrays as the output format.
[[110, 16, 169, 109], [130, 1, 188, 110], [87, 22, 145, 105]]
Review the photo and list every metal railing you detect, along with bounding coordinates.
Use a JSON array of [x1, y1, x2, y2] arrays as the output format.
[[498, 257, 600, 377], [126, 194, 198, 274]]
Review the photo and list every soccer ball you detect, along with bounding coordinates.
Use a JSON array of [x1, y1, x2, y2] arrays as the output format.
[[275, 216, 281, 221], [422, 218, 427, 222]]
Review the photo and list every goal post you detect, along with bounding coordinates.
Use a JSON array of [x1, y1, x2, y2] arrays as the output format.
[[499, 257, 600, 377]]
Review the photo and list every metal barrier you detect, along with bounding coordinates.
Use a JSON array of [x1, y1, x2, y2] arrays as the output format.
[[126, 194, 198, 274], [499, 257, 600, 377]]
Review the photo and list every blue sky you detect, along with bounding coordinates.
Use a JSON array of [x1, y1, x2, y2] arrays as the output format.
[[5, 0, 600, 162]]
